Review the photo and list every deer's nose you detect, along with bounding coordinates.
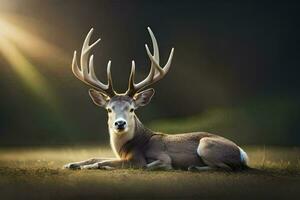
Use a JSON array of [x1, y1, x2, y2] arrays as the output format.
[[114, 120, 127, 130]]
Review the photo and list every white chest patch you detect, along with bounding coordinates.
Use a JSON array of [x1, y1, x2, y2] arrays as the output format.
[[109, 127, 135, 158]]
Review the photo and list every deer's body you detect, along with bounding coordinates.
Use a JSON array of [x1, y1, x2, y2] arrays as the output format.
[[64, 27, 249, 171], [111, 116, 247, 170]]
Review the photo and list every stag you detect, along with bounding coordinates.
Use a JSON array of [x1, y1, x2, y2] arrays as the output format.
[[64, 28, 248, 171]]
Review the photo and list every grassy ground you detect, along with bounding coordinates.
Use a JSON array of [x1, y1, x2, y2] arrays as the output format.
[[148, 96, 300, 146], [0, 146, 300, 200]]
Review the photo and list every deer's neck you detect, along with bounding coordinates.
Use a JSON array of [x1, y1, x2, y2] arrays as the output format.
[[109, 115, 154, 159]]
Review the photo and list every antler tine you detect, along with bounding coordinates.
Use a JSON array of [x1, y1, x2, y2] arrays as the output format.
[[148, 27, 159, 63], [72, 28, 116, 97], [127, 60, 136, 91], [145, 45, 175, 80], [106, 60, 116, 95], [72, 50, 81, 79], [125, 27, 174, 96]]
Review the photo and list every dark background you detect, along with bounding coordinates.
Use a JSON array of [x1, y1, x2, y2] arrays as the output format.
[[0, 1, 299, 146]]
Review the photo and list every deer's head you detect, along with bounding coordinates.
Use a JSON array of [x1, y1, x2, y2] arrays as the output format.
[[72, 27, 174, 135]]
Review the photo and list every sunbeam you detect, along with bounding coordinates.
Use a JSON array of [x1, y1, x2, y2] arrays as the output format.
[[0, 15, 61, 107], [0, 14, 69, 65], [0, 34, 56, 104]]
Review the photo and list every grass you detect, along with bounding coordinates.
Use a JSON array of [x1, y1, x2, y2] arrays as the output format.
[[148, 96, 300, 145], [0, 146, 300, 200]]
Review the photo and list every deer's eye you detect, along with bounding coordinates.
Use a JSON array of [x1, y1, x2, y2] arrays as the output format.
[[130, 108, 134, 112], [107, 108, 112, 113]]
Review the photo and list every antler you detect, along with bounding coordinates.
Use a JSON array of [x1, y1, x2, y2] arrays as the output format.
[[125, 27, 174, 96], [72, 28, 115, 97]]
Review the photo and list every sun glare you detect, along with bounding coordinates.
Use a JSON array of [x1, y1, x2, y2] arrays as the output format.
[[0, 15, 60, 106], [0, 15, 69, 64]]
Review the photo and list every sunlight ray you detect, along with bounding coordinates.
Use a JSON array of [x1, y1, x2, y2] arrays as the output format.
[[0, 14, 69, 65], [0, 31, 57, 105]]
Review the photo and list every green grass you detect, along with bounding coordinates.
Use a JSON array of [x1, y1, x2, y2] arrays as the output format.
[[148, 96, 300, 145], [0, 146, 300, 199]]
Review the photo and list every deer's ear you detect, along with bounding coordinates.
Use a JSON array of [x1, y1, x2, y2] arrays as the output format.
[[88, 89, 110, 107], [133, 88, 155, 108]]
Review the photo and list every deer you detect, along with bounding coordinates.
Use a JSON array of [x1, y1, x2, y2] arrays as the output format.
[[64, 27, 249, 171]]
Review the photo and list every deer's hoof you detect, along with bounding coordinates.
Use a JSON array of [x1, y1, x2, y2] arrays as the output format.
[[64, 163, 81, 170]]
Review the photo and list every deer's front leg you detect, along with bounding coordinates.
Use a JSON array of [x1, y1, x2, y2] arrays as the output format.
[[82, 158, 146, 170], [64, 158, 116, 170]]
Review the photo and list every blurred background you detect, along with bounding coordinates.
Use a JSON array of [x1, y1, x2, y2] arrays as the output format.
[[0, 1, 299, 147]]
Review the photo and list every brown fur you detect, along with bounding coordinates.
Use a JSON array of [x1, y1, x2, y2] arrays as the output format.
[[118, 116, 246, 170]]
